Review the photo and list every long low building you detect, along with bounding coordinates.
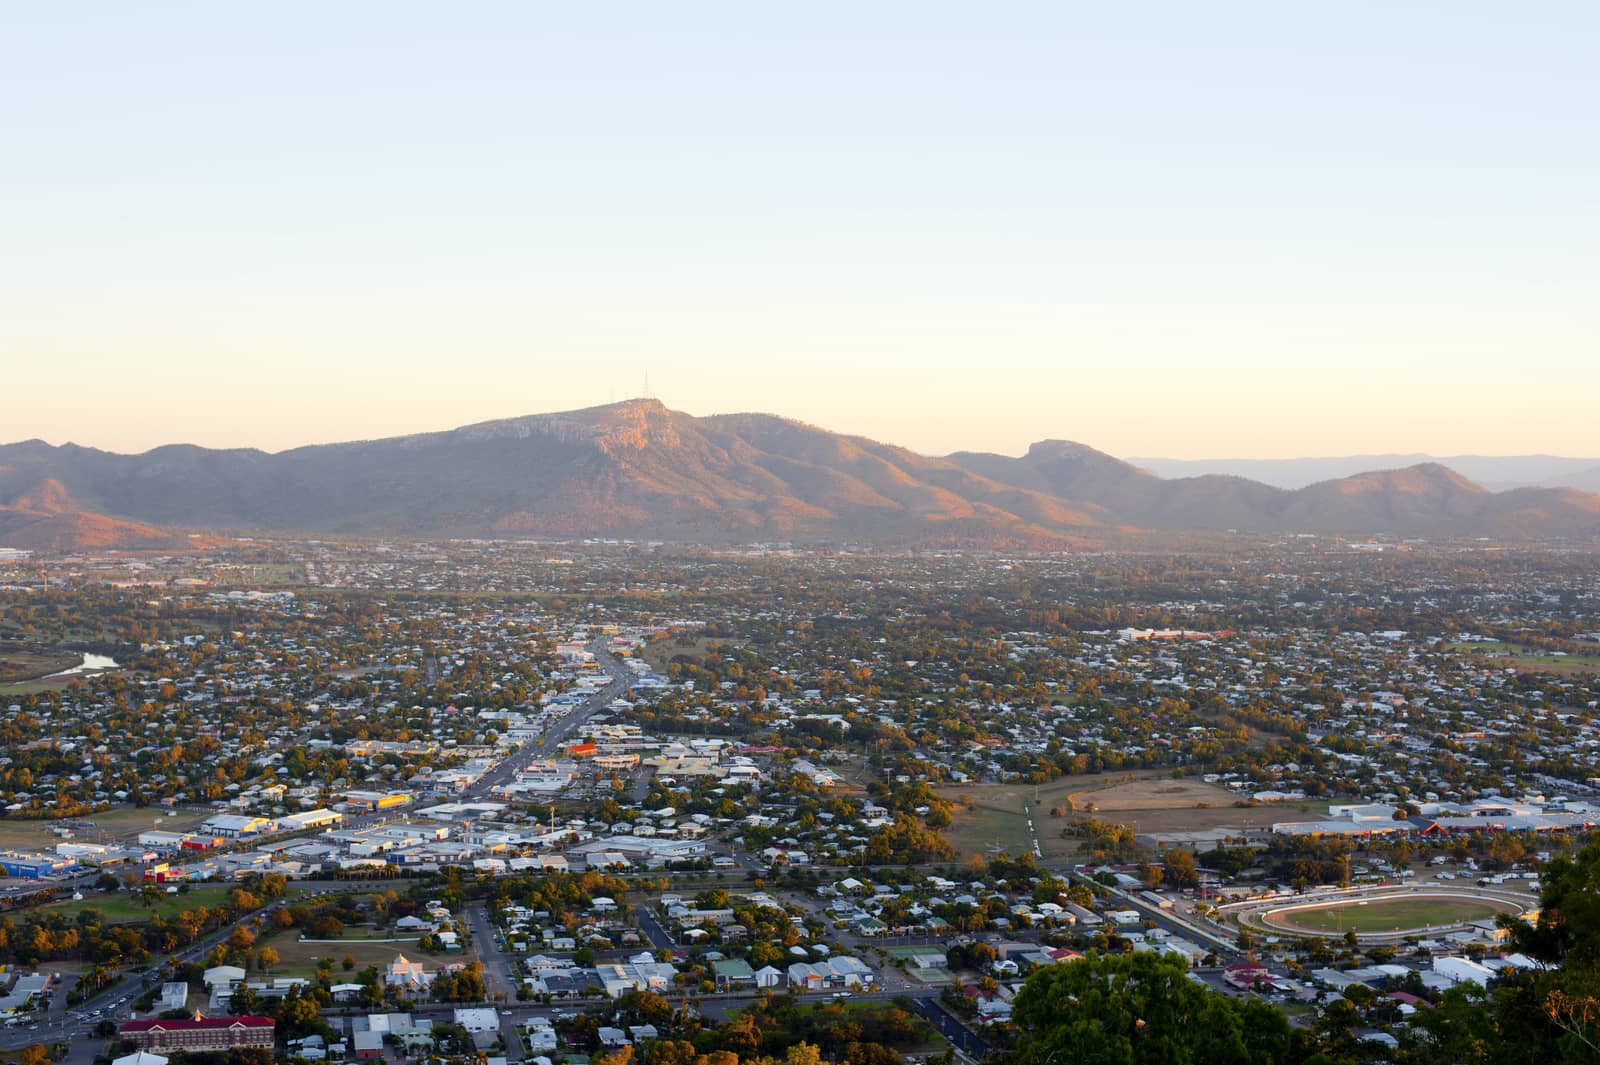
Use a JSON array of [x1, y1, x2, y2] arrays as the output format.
[[343, 790, 413, 812], [1276, 810, 1598, 837], [199, 815, 271, 839], [0, 851, 78, 879], [273, 809, 343, 832], [118, 1017, 275, 1053], [565, 836, 705, 869]]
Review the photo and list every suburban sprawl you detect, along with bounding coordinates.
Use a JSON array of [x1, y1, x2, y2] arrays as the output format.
[[0, 538, 1597, 1065]]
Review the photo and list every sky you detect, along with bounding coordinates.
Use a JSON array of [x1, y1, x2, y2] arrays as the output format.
[[2, 3, 1597, 460]]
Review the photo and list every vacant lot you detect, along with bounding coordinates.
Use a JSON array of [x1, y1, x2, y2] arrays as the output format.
[[1507, 655, 1600, 675], [1265, 895, 1517, 935], [1062, 779, 1326, 836], [940, 770, 1182, 861], [44, 883, 311, 925]]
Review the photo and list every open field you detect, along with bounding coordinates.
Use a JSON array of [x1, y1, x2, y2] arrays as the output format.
[[0, 806, 212, 851], [0, 644, 79, 684], [1062, 777, 1327, 835], [940, 770, 1186, 860], [75, 805, 214, 839], [261, 932, 475, 978], [42, 884, 310, 925], [1068, 778, 1242, 811], [939, 772, 1327, 858], [0, 681, 75, 696], [942, 802, 1042, 861], [1505, 655, 1600, 675], [43, 885, 239, 924], [1446, 641, 1600, 675], [1261, 894, 1519, 935]]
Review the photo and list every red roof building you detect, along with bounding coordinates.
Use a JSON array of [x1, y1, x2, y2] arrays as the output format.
[[118, 1016, 275, 1053], [1222, 961, 1272, 991]]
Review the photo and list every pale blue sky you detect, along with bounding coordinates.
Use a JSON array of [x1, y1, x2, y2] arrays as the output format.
[[3, 2, 1596, 458]]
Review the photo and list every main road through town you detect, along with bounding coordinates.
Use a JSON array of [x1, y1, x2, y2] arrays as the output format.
[[465, 636, 635, 801], [337, 636, 634, 835]]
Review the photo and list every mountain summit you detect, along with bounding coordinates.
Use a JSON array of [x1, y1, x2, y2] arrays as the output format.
[[2, 400, 1597, 548]]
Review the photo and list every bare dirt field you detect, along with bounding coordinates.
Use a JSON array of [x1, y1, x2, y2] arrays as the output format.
[[1064, 778, 1326, 835], [939, 771, 1327, 858], [1068, 778, 1240, 812]]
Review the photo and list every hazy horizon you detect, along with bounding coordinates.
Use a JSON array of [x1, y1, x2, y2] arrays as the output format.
[[4, 3, 1597, 459]]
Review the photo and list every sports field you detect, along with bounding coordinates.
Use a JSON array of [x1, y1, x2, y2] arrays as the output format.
[[1263, 895, 1516, 935]]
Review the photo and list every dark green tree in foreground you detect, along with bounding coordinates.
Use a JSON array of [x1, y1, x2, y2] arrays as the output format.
[[1007, 951, 1311, 1065]]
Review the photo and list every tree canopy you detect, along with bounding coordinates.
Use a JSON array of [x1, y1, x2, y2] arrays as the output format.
[[1008, 951, 1303, 1065]]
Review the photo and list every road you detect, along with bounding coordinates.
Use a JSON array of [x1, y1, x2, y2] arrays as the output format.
[[464, 903, 518, 1000], [465, 637, 634, 800], [461, 903, 534, 1052], [909, 996, 990, 1058], [0, 893, 305, 1051], [0, 871, 103, 905], [635, 907, 675, 951], [1066, 867, 1239, 957], [329, 638, 631, 836]]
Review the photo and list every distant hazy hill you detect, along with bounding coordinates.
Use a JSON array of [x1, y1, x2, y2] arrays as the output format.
[[2, 400, 1598, 549], [1132, 453, 1600, 492], [0, 475, 215, 552], [945, 445, 1600, 538]]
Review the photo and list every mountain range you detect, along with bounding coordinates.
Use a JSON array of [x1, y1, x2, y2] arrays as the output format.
[[1131, 454, 1600, 493], [2, 399, 1598, 550]]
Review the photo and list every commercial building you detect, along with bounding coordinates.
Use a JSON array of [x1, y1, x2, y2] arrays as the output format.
[[0, 852, 77, 879], [343, 791, 413, 813], [198, 815, 271, 839], [273, 809, 343, 832]]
